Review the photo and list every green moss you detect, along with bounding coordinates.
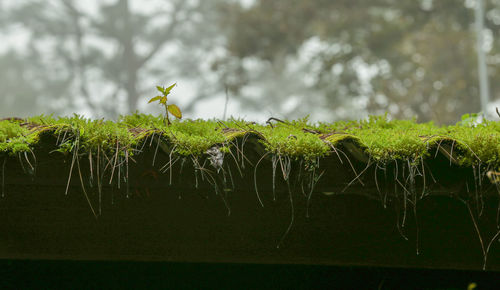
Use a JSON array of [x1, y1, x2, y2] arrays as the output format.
[[167, 119, 228, 155], [118, 112, 164, 129], [257, 122, 329, 162], [444, 121, 500, 165], [0, 120, 34, 154], [0, 120, 27, 142], [317, 115, 499, 165], [0, 113, 499, 167]]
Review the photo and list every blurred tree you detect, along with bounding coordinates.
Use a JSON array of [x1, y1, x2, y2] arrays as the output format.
[[1, 0, 499, 123], [0, 0, 218, 118], [0, 50, 70, 116], [214, 0, 500, 123]]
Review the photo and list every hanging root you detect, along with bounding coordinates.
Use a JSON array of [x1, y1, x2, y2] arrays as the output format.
[[159, 145, 178, 173], [1, 157, 6, 198], [117, 156, 121, 190], [204, 167, 231, 216], [215, 180, 231, 216], [478, 164, 484, 216], [225, 164, 235, 193], [109, 140, 120, 185], [152, 132, 163, 166], [413, 200, 419, 255], [192, 157, 200, 189], [88, 151, 93, 188], [225, 133, 252, 171], [17, 153, 26, 175], [295, 160, 304, 197], [225, 140, 244, 178], [306, 164, 325, 218], [495, 183, 500, 229], [472, 164, 485, 217], [97, 146, 102, 216], [394, 162, 408, 241], [65, 139, 79, 196], [331, 146, 365, 187], [464, 197, 500, 270], [271, 154, 278, 201], [159, 145, 179, 185], [76, 154, 98, 219], [125, 149, 129, 199], [383, 163, 388, 208], [396, 161, 420, 235], [191, 155, 230, 214], [342, 158, 372, 193], [484, 228, 500, 271], [277, 178, 294, 249], [23, 151, 36, 175], [465, 200, 486, 270], [253, 152, 270, 207], [278, 154, 292, 181], [464, 189, 500, 271], [408, 159, 419, 255], [305, 166, 316, 219], [420, 157, 427, 199], [374, 162, 382, 203], [449, 140, 455, 166]]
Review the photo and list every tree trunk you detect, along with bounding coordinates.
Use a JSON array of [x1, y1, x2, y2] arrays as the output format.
[[120, 0, 139, 113]]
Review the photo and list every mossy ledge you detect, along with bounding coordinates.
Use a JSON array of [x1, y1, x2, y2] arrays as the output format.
[[1, 113, 499, 166], [1, 113, 500, 270]]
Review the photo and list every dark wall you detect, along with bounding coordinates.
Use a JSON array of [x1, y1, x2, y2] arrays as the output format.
[[0, 137, 499, 271]]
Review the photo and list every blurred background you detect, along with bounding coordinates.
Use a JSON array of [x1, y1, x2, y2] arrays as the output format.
[[0, 0, 499, 124]]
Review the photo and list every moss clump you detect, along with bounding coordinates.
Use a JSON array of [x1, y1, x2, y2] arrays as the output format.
[[0, 120, 35, 154], [444, 121, 500, 165], [58, 115, 137, 153], [167, 119, 229, 156], [257, 122, 329, 162], [0, 113, 499, 167], [0, 120, 27, 143], [334, 116, 441, 162], [316, 115, 500, 166]]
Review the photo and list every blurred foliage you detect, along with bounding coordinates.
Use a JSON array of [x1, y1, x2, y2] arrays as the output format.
[[0, 0, 499, 124], [0, 0, 221, 118], [215, 0, 500, 123]]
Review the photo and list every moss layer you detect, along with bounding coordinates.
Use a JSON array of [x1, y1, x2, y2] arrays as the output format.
[[0, 114, 499, 167]]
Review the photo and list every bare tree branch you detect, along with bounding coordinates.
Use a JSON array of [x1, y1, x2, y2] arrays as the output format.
[[137, 0, 187, 68]]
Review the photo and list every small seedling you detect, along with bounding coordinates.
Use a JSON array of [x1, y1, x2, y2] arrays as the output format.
[[148, 83, 182, 126]]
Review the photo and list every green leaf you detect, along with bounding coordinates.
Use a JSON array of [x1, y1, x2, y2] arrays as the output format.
[[167, 104, 182, 119], [148, 96, 162, 103], [156, 86, 165, 94], [163, 83, 176, 96], [159, 96, 167, 105]]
